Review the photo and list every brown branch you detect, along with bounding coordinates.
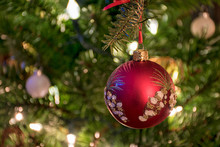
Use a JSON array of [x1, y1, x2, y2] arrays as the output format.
[[1, 126, 24, 147]]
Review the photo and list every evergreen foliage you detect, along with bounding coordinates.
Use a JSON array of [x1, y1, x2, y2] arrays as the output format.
[[0, 0, 219, 146], [102, 0, 144, 52]]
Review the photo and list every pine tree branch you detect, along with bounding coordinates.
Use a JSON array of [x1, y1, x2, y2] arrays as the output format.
[[72, 20, 111, 56], [102, 0, 145, 52], [139, 16, 156, 23], [183, 75, 220, 106]]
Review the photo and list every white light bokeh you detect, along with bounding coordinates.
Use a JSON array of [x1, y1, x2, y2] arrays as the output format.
[[113, 58, 120, 63], [147, 19, 159, 35], [66, 0, 80, 20], [68, 144, 74, 147], [193, 106, 197, 112], [9, 118, 16, 125], [49, 86, 60, 104], [18, 107, 23, 112], [127, 41, 138, 55], [130, 144, 138, 147], [172, 70, 179, 82], [15, 112, 23, 121], [90, 142, 95, 147], [5, 87, 10, 92], [29, 123, 43, 132], [176, 106, 183, 112], [67, 134, 76, 145], [169, 106, 183, 117], [94, 131, 100, 139], [57, 13, 70, 25]]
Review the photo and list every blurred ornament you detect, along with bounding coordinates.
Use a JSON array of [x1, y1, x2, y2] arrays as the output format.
[[26, 70, 50, 98], [104, 50, 177, 129], [191, 12, 215, 39], [150, 57, 184, 83]]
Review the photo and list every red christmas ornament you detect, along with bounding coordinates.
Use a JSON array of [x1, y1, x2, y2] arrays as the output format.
[[104, 50, 177, 129]]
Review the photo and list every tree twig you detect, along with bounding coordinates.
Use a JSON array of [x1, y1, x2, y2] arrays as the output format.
[[72, 20, 111, 56]]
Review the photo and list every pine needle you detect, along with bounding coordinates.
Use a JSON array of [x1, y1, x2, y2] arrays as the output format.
[[102, 0, 145, 53]]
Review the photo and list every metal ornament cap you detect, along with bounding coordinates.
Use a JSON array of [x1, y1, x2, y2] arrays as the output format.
[[133, 49, 148, 61]]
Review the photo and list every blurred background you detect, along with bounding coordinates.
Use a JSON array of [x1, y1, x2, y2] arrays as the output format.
[[0, 0, 220, 146]]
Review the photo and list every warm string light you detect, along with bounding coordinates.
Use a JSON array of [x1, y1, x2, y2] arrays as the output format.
[[193, 106, 197, 112], [90, 131, 101, 147], [130, 144, 138, 147], [29, 123, 43, 132], [147, 19, 159, 35], [169, 106, 183, 117], [9, 107, 24, 125], [49, 86, 60, 105], [127, 41, 138, 55], [15, 112, 23, 121], [66, 0, 80, 20], [67, 134, 76, 147], [94, 132, 100, 139]]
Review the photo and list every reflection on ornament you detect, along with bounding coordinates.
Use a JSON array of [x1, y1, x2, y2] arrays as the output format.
[[26, 70, 51, 98], [191, 12, 215, 39], [104, 50, 177, 129]]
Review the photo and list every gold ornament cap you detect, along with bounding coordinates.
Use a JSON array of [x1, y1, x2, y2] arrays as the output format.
[[133, 49, 149, 61]]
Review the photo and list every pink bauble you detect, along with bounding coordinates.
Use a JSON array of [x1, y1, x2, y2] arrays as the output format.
[[26, 71, 51, 98], [104, 60, 177, 129]]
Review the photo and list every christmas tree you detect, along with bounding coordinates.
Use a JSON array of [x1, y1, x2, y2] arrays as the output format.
[[0, 0, 220, 146]]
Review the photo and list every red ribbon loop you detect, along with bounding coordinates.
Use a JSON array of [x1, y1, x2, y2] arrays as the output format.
[[103, 0, 130, 10], [139, 15, 143, 44]]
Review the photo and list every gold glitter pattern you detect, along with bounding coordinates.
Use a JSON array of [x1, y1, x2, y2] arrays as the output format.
[[139, 88, 166, 122], [138, 87, 177, 122], [169, 88, 177, 110]]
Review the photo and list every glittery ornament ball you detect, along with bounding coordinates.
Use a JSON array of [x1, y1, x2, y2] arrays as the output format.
[[104, 60, 177, 129], [26, 71, 51, 98]]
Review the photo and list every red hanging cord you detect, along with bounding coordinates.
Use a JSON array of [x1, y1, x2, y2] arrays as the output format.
[[103, 0, 130, 10], [138, 0, 144, 46], [103, 0, 144, 47], [139, 15, 143, 45]]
